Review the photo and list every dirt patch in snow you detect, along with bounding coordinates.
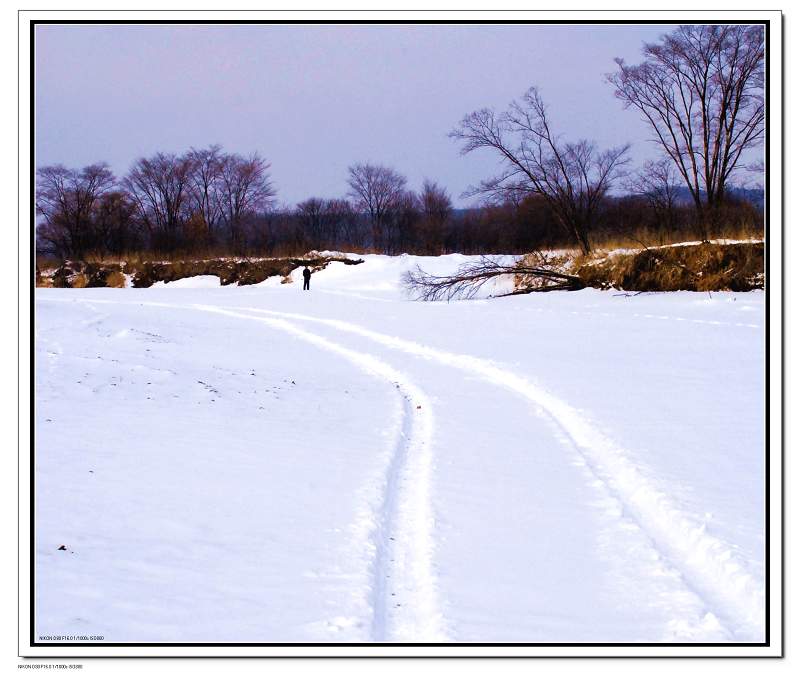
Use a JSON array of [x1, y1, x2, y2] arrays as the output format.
[[37, 254, 363, 289]]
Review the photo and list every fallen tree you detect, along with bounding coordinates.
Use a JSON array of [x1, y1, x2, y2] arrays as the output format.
[[401, 255, 585, 301]]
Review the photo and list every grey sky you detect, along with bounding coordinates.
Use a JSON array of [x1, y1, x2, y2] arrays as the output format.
[[35, 23, 674, 207]]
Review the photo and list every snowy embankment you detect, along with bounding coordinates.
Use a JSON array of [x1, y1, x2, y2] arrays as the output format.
[[34, 254, 765, 643]]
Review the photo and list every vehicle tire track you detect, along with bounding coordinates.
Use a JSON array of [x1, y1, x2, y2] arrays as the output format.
[[37, 296, 764, 640], [190, 304, 448, 642], [41, 296, 449, 641], [235, 306, 766, 642]]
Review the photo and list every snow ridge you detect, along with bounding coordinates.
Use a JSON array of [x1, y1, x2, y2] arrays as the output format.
[[241, 307, 766, 642], [371, 380, 442, 642], [193, 305, 448, 642]]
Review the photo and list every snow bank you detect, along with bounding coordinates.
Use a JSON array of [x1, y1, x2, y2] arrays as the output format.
[[150, 275, 221, 289]]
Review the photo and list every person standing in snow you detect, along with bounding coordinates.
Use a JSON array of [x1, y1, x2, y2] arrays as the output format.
[[302, 266, 311, 291]]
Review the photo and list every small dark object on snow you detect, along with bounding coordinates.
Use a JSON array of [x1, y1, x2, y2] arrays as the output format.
[[57, 545, 67, 551], [302, 266, 312, 290], [416, 405, 422, 410]]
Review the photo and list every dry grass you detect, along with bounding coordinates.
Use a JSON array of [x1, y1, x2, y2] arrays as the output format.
[[69, 273, 89, 288], [35, 255, 62, 273], [105, 271, 127, 288], [573, 241, 764, 292]]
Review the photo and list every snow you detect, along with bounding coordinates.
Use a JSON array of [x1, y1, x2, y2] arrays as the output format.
[[661, 238, 764, 247], [149, 275, 221, 289], [34, 254, 766, 644], [586, 239, 764, 259]]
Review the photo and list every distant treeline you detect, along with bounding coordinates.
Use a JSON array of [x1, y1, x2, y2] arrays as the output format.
[[34, 148, 763, 261], [36, 26, 765, 261]]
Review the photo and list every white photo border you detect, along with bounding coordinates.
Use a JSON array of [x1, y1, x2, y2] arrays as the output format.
[[18, 7, 783, 659]]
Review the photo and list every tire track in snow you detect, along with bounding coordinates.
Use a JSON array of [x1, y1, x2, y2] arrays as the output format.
[[190, 304, 448, 642], [37, 296, 764, 640], [41, 296, 449, 641], [235, 306, 766, 642]]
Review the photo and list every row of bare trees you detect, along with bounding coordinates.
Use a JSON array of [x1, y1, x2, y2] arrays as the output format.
[[36, 146, 275, 258], [344, 166, 453, 254], [35, 154, 459, 258], [276, 170, 453, 255], [35, 156, 762, 261]]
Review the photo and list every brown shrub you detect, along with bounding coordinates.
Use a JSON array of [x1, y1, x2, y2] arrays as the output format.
[[69, 273, 89, 288], [575, 242, 764, 292]]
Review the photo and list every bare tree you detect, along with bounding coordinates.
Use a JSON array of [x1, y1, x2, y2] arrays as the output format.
[[92, 191, 140, 256], [420, 179, 452, 223], [402, 255, 584, 301], [187, 145, 224, 239], [296, 197, 326, 248], [218, 152, 276, 251], [324, 198, 359, 248], [451, 86, 630, 254], [608, 25, 765, 240], [123, 152, 195, 251], [392, 190, 421, 255], [418, 179, 452, 254], [295, 197, 360, 250], [627, 158, 682, 232], [347, 163, 408, 252], [36, 163, 116, 258]]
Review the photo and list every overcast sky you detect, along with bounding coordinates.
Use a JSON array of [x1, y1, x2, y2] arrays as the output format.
[[35, 23, 675, 207]]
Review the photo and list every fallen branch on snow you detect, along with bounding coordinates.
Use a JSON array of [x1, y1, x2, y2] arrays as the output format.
[[401, 255, 585, 301]]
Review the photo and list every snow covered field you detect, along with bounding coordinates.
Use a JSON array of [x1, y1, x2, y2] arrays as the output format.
[[33, 254, 766, 644]]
